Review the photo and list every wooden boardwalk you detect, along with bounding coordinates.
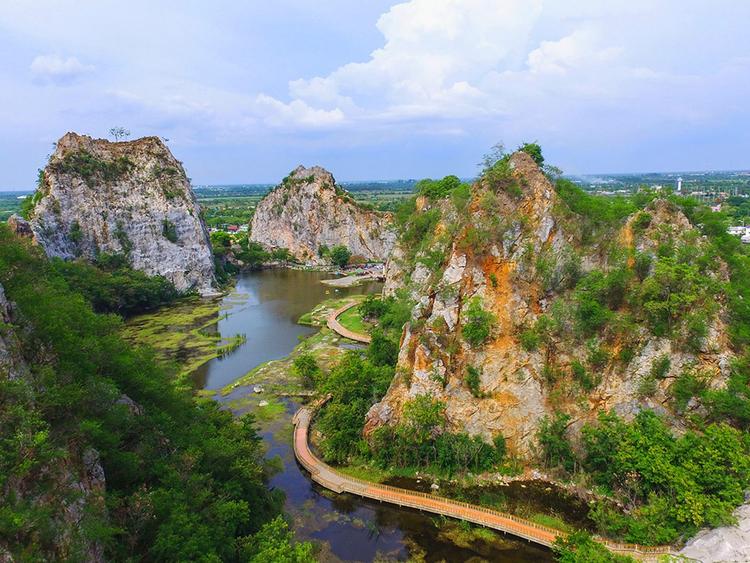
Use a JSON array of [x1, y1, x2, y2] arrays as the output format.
[[292, 405, 679, 561], [327, 301, 371, 343]]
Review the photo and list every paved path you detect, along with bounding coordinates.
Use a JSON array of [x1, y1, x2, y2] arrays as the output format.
[[327, 301, 371, 344], [292, 405, 679, 561]]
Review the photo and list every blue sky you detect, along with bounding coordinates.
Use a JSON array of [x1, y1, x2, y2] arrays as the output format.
[[1, 0, 748, 189]]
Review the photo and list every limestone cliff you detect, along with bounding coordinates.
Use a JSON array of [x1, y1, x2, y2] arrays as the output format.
[[250, 165, 396, 263], [366, 152, 734, 457], [27, 132, 215, 293]]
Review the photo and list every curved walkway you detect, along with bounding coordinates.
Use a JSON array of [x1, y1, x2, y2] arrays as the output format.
[[327, 301, 371, 344], [292, 405, 678, 561]]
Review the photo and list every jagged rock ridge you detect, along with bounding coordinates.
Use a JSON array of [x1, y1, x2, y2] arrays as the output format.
[[250, 165, 396, 264], [367, 152, 734, 456], [27, 132, 216, 293]]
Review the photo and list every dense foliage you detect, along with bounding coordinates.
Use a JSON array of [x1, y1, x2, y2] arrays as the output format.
[[581, 410, 750, 544], [0, 227, 299, 560], [553, 531, 634, 563], [369, 394, 506, 476], [329, 244, 352, 267], [51, 253, 179, 317]]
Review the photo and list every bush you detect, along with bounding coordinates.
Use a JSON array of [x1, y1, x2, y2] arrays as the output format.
[[519, 329, 540, 351], [415, 175, 464, 200], [466, 365, 483, 398], [462, 297, 495, 347], [329, 245, 351, 267], [51, 256, 179, 317], [162, 219, 178, 243], [553, 531, 633, 563]]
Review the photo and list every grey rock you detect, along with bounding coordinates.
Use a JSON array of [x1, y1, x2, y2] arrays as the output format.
[[250, 165, 395, 264], [28, 132, 215, 293]]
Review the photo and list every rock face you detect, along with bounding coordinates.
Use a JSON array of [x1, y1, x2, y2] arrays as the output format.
[[250, 165, 396, 264], [366, 152, 734, 456], [27, 132, 215, 293], [680, 501, 750, 562]]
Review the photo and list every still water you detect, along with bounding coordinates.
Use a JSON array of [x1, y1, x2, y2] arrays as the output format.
[[202, 269, 554, 562]]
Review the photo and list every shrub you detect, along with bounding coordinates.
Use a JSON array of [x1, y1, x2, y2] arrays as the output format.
[[68, 220, 82, 244], [649, 355, 671, 379], [571, 360, 595, 391], [466, 365, 483, 398], [519, 329, 540, 351], [462, 297, 495, 347], [162, 219, 178, 243]]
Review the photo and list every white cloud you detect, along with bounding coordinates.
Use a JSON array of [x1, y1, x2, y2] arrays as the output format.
[[30, 54, 94, 85]]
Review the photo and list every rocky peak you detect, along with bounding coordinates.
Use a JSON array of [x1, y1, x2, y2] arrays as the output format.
[[250, 165, 396, 264], [27, 132, 216, 293], [367, 151, 734, 457]]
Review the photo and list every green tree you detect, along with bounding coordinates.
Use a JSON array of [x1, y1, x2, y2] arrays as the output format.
[[537, 412, 575, 472], [518, 141, 544, 166], [329, 245, 352, 268], [292, 353, 320, 388], [240, 516, 315, 563]]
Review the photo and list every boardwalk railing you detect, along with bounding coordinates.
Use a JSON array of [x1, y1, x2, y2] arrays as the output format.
[[292, 405, 679, 561]]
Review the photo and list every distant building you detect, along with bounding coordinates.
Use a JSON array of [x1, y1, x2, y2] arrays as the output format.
[[676, 177, 683, 193], [238, 224, 249, 233], [227, 225, 239, 232], [710, 204, 722, 212]]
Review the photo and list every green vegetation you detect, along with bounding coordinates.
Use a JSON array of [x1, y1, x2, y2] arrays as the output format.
[[369, 394, 506, 476], [465, 365, 483, 397], [553, 531, 634, 562], [518, 141, 544, 167], [162, 218, 178, 243], [51, 254, 179, 317], [415, 175, 470, 200], [581, 410, 750, 545], [0, 226, 306, 560], [314, 352, 394, 464], [537, 412, 575, 473], [329, 244, 352, 267], [337, 304, 369, 335], [240, 516, 314, 562], [53, 149, 134, 186], [462, 297, 495, 347]]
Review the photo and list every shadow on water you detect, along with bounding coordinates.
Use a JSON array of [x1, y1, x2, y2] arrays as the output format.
[[205, 270, 555, 562]]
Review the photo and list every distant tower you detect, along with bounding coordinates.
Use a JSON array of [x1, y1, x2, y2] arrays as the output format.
[[676, 177, 683, 193]]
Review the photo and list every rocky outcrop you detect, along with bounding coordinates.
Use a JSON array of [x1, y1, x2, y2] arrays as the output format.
[[250, 165, 396, 264], [366, 152, 734, 456], [680, 501, 750, 562], [27, 132, 215, 293]]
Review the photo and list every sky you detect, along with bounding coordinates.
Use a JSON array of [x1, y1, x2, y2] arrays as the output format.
[[0, 0, 748, 189]]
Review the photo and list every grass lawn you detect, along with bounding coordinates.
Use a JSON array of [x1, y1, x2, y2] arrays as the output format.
[[337, 304, 371, 335]]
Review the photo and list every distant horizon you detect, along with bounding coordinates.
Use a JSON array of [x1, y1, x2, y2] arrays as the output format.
[[1, 1, 748, 189], [4, 167, 749, 194]]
